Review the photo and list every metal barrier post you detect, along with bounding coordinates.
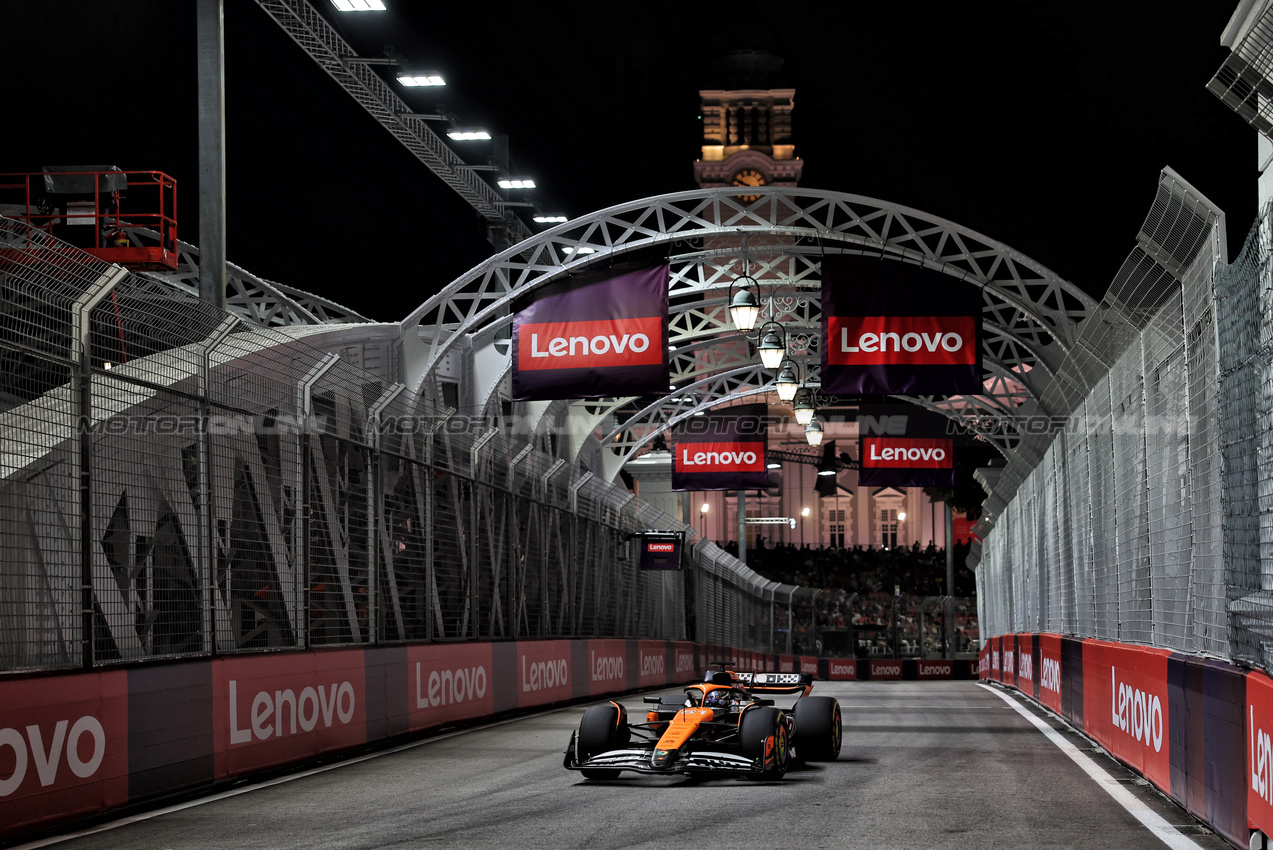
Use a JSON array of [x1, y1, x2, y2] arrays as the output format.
[[297, 354, 339, 648], [422, 408, 455, 640], [367, 384, 406, 642], [71, 264, 129, 668], [469, 428, 499, 639], [201, 315, 238, 653], [945, 500, 954, 659]]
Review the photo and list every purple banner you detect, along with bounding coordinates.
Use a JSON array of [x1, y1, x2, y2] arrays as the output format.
[[671, 403, 770, 491], [821, 256, 982, 395], [512, 265, 669, 401], [857, 404, 956, 487]]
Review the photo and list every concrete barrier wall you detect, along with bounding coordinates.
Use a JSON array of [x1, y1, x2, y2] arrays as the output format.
[[0, 639, 702, 841], [0, 642, 982, 841], [980, 634, 1252, 849]]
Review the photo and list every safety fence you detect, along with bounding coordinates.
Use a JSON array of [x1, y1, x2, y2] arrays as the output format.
[[974, 176, 1273, 674], [0, 217, 865, 675]]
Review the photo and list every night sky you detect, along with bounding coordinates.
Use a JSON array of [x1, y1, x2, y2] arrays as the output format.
[[1, 2, 1256, 321]]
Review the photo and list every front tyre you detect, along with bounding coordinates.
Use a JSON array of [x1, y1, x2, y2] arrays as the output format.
[[793, 696, 842, 761], [739, 706, 790, 779], [577, 703, 630, 780]]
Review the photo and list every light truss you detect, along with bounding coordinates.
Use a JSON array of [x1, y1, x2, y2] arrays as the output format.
[[403, 188, 1099, 480], [251, 0, 531, 246]]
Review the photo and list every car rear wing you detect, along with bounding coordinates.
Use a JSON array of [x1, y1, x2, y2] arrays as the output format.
[[733, 671, 814, 695]]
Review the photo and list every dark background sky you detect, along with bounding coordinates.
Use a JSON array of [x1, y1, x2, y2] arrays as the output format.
[[2, 2, 1256, 322]]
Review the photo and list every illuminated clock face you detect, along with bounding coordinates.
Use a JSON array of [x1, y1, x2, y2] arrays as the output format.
[[732, 168, 767, 202]]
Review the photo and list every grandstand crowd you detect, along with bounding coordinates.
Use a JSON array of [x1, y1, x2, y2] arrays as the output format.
[[721, 538, 977, 597], [721, 538, 980, 657]]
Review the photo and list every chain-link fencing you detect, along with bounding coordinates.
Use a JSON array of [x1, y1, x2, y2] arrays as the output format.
[[0, 218, 840, 674], [974, 174, 1272, 670]]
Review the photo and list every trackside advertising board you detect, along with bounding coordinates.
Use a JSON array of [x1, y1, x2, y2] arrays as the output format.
[[671, 404, 769, 491], [820, 255, 982, 395], [1248, 671, 1273, 840], [214, 650, 367, 779], [1037, 634, 1063, 714], [1081, 640, 1172, 792], [511, 265, 669, 400], [0, 671, 129, 837], [857, 405, 955, 488], [408, 643, 494, 732]]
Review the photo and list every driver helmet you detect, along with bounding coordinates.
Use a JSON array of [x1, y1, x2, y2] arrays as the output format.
[[703, 688, 732, 709]]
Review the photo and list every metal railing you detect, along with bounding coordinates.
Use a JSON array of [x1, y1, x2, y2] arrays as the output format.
[[0, 217, 834, 673], [973, 184, 1273, 670]]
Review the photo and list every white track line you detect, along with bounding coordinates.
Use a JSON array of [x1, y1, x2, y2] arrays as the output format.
[[981, 683, 1203, 850], [11, 704, 581, 849]]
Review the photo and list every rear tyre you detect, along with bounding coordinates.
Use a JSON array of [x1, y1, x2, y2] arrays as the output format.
[[577, 703, 630, 780], [793, 696, 842, 761], [739, 706, 789, 779]]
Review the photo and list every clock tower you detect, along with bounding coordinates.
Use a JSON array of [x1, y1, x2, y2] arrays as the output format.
[[694, 50, 803, 197]]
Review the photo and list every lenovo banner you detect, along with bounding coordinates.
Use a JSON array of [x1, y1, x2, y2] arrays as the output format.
[[821, 255, 982, 395], [0, 671, 129, 837], [409, 643, 494, 732], [512, 264, 669, 400], [213, 650, 367, 779], [671, 404, 769, 491], [857, 405, 955, 487], [1082, 640, 1172, 792]]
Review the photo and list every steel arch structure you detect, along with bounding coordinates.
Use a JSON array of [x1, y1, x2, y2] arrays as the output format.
[[401, 187, 1099, 479]]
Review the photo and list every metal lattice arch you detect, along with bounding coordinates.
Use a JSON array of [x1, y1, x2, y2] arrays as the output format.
[[401, 187, 1100, 482]]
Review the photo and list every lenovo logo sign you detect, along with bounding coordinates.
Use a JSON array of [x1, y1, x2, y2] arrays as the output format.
[[1018, 652, 1033, 682], [830, 661, 856, 679], [1040, 657, 1061, 694], [1110, 668, 1163, 753], [0, 716, 105, 796], [522, 657, 568, 692], [229, 679, 355, 744], [676, 442, 765, 473], [647, 542, 675, 553], [640, 653, 665, 678], [917, 661, 952, 679], [675, 650, 695, 674], [862, 438, 953, 469], [518, 317, 662, 371], [591, 651, 624, 682], [1254, 707, 1273, 805], [827, 316, 977, 366], [416, 663, 488, 708]]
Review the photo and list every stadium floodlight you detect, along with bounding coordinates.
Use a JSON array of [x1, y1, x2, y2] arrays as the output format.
[[398, 74, 446, 87], [533, 215, 568, 223], [497, 178, 535, 189], [333, 0, 385, 9], [447, 129, 491, 141], [563, 246, 596, 254]]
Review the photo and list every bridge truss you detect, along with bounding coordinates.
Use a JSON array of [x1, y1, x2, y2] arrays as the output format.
[[401, 187, 1100, 481]]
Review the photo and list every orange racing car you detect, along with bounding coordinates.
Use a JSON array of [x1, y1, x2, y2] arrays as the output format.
[[563, 663, 842, 780]]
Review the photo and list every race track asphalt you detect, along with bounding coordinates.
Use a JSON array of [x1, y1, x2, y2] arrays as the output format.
[[24, 681, 1233, 850]]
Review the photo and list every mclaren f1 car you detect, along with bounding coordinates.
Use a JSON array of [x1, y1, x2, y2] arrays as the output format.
[[563, 663, 842, 780]]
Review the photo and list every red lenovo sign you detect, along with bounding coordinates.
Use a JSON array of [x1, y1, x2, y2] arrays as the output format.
[[827, 316, 977, 366], [675, 441, 766, 473], [646, 542, 676, 553], [862, 437, 953, 469], [517, 316, 663, 371]]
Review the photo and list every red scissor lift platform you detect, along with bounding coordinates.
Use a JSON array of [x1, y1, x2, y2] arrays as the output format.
[[0, 166, 178, 271]]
